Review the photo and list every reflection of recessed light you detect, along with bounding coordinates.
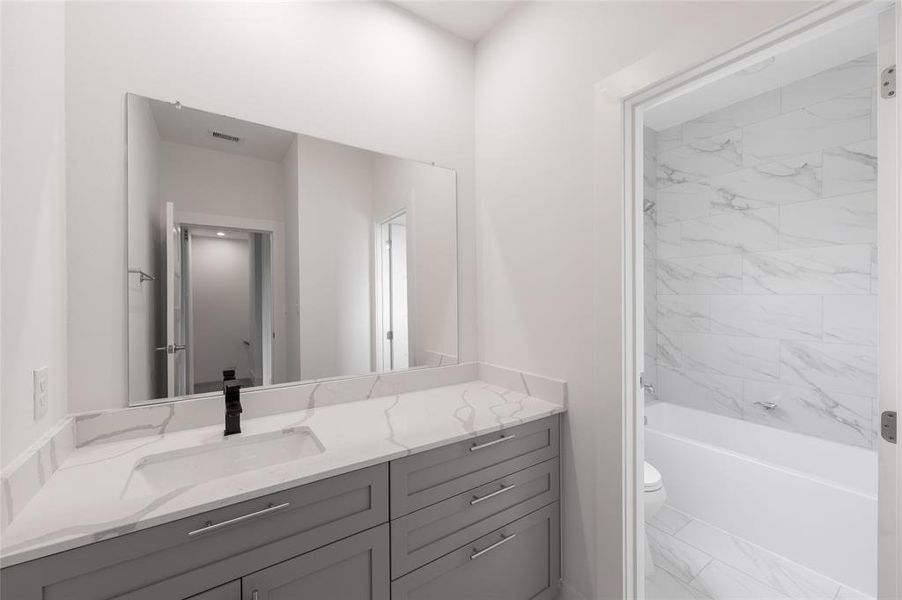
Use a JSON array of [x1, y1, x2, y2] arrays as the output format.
[[216, 231, 226, 237]]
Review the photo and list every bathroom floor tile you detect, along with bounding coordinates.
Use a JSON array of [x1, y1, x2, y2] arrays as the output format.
[[675, 519, 840, 599], [647, 523, 714, 583], [689, 560, 790, 599], [648, 504, 694, 535], [833, 585, 874, 600], [646, 565, 713, 599], [645, 506, 864, 600]]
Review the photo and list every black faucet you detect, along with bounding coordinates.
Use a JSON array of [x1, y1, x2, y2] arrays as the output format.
[[224, 380, 242, 436]]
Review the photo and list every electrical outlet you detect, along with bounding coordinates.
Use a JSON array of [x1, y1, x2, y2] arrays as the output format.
[[33, 367, 49, 420]]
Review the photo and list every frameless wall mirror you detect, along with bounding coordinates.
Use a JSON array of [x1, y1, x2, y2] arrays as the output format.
[[126, 93, 458, 405]]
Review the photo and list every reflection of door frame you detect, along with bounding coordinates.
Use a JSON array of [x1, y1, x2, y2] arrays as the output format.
[[175, 211, 285, 391], [613, 3, 900, 599], [375, 209, 408, 371]]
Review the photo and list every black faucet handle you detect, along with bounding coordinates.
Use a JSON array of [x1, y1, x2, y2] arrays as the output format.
[[223, 368, 236, 381], [224, 380, 243, 413]]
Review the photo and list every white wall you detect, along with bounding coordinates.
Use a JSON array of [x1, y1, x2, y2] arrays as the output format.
[[191, 235, 252, 385], [126, 95, 162, 402], [1, 1, 67, 467], [296, 134, 374, 380], [159, 141, 285, 222], [372, 155, 458, 366], [474, 2, 816, 597], [65, 1, 476, 413]]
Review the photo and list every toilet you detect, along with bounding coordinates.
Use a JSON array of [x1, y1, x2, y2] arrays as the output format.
[[643, 461, 666, 576]]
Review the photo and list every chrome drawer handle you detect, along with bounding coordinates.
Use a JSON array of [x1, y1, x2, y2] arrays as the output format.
[[470, 533, 517, 560], [470, 433, 516, 452], [187, 502, 290, 537], [470, 483, 517, 505]]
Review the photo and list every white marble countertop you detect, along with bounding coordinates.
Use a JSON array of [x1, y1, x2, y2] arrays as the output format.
[[0, 380, 564, 568]]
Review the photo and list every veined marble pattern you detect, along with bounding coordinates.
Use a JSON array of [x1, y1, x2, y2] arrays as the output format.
[[0, 379, 566, 567], [743, 380, 875, 449], [708, 295, 822, 341], [780, 340, 878, 398], [645, 55, 880, 449], [822, 295, 878, 346], [657, 255, 743, 295], [74, 362, 479, 447], [680, 208, 779, 257], [0, 419, 75, 534], [741, 245, 872, 295], [822, 139, 877, 197], [681, 333, 780, 383], [708, 153, 822, 213], [680, 90, 780, 144], [657, 366, 744, 418], [645, 505, 872, 600], [658, 129, 744, 187], [742, 89, 872, 164], [779, 192, 877, 249]]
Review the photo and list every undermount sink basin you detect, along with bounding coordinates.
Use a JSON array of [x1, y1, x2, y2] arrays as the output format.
[[122, 427, 325, 498]]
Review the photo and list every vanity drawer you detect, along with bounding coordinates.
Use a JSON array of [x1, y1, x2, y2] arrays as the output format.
[[389, 415, 559, 518], [0, 463, 388, 600], [390, 502, 561, 600], [390, 458, 559, 578]]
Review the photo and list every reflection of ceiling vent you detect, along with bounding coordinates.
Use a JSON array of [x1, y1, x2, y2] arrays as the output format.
[[211, 130, 241, 143]]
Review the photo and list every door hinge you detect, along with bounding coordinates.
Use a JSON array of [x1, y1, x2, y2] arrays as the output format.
[[882, 411, 897, 444], [880, 64, 896, 99], [386, 330, 393, 341]]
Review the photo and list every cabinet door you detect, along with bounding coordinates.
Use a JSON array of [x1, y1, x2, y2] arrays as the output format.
[[243, 524, 389, 600], [187, 581, 240, 600], [391, 503, 560, 600]]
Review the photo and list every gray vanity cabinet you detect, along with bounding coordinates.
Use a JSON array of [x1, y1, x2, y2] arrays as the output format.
[[187, 581, 241, 600], [242, 524, 390, 600], [0, 464, 387, 600], [1, 415, 562, 600], [391, 502, 561, 600]]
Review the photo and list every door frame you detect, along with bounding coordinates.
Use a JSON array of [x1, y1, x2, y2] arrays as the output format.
[[374, 209, 409, 371], [611, 2, 901, 598], [128, 210, 286, 406]]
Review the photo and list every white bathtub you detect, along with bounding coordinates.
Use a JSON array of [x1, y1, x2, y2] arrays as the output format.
[[644, 401, 877, 595]]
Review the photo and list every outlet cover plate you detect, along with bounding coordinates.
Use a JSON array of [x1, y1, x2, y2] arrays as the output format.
[[33, 367, 49, 420]]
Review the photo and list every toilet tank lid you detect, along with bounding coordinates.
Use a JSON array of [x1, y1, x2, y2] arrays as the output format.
[[644, 462, 663, 491]]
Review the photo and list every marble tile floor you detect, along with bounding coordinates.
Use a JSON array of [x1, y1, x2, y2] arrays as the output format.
[[644, 505, 872, 600]]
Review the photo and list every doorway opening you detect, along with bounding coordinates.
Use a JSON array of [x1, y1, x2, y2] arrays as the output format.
[[171, 223, 274, 395], [623, 5, 898, 599], [379, 211, 410, 371]]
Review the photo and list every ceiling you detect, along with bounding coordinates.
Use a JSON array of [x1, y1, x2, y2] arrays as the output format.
[[147, 98, 295, 162], [391, 1, 516, 42], [644, 13, 878, 131]]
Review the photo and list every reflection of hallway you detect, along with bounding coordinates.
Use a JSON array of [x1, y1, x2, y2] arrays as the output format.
[[645, 505, 870, 600]]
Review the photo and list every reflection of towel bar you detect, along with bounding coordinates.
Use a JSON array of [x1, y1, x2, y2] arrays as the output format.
[[128, 268, 155, 283]]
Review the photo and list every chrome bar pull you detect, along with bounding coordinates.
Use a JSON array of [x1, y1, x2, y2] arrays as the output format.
[[754, 401, 778, 411], [471, 483, 517, 505], [470, 533, 517, 560], [470, 433, 516, 452], [187, 502, 289, 537]]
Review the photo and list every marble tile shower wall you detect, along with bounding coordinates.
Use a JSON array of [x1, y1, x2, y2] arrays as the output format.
[[644, 55, 879, 450]]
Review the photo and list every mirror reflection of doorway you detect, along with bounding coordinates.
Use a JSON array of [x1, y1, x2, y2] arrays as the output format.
[[380, 212, 409, 370], [170, 224, 273, 394]]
